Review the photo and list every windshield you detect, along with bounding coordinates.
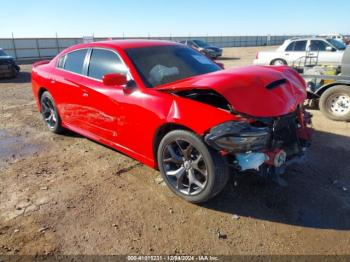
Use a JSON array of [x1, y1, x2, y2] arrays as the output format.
[[0, 50, 7, 56], [125, 45, 221, 87], [327, 39, 346, 50], [193, 40, 210, 47]]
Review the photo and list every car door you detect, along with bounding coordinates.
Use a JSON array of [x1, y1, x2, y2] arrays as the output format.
[[52, 48, 89, 129], [283, 40, 307, 65], [309, 40, 343, 65], [77, 48, 129, 142]]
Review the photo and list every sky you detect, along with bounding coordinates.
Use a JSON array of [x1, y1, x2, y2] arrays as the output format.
[[1, 0, 349, 38]]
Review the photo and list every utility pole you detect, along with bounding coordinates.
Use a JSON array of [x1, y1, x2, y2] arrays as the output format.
[[11, 32, 18, 60]]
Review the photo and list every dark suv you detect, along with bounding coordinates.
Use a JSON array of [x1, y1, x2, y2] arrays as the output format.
[[0, 48, 20, 78], [180, 39, 222, 59]]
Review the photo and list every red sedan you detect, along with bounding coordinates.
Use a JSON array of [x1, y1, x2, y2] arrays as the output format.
[[32, 40, 312, 203]]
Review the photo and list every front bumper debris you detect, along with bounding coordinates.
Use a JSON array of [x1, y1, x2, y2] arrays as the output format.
[[204, 121, 270, 153], [205, 108, 313, 181]]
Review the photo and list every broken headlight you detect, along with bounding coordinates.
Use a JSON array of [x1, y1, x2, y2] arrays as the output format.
[[205, 121, 270, 153]]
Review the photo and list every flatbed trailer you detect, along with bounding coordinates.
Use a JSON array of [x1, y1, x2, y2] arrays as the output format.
[[302, 47, 350, 121]]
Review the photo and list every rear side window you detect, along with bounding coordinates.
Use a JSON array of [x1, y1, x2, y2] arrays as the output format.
[[57, 55, 66, 68], [293, 41, 307, 51], [0, 49, 7, 56], [88, 49, 126, 80], [286, 41, 306, 51], [63, 49, 88, 74], [285, 42, 295, 51]]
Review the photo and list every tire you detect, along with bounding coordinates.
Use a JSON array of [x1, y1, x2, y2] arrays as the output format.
[[11, 66, 19, 78], [40, 91, 65, 133], [157, 130, 229, 203], [270, 59, 287, 66], [319, 85, 350, 121]]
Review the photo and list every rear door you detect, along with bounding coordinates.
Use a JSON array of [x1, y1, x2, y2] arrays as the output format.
[[53, 48, 89, 128], [284, 40, 307, 65]]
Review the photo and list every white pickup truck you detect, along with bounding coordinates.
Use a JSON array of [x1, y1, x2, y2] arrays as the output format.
[[253, 37, 346, 67]]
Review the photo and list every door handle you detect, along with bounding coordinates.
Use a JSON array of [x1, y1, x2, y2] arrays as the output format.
[[285, 53, 289, 56], [50, 78, 56, 84], [82, 92, 89, 97]]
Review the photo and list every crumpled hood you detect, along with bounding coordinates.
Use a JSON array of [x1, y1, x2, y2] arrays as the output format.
[[156, 66, 307, 117]]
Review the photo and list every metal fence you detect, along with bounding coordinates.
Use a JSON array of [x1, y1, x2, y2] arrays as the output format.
[[0, 35, 305, 61]]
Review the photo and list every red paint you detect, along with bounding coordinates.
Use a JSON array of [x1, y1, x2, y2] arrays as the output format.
[[31, 40, 308, 169]]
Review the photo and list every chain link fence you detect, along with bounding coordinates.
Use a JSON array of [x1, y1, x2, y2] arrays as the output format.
[[0, 35, 308, 62]]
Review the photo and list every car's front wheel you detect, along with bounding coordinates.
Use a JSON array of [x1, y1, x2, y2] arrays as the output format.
[[40, 91, 65, 133], [157, 130, 229, 203]]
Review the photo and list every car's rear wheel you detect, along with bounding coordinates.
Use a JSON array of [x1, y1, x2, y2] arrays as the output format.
[[319, 85, 350, 121], [271, 59, 287, 66], [157, 130, 229, 203], [40, 91, 65, 133]]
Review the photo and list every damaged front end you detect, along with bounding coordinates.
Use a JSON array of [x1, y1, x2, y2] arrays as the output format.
[[157, 65, 313, 184], [205, 107, 313, 185]]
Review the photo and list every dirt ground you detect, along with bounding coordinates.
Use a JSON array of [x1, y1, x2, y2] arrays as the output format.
[[0, 46, 350, 256]]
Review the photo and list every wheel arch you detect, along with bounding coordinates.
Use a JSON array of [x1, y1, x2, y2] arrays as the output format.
[[37, 87, 48, 111], [270, 58, 287, 66], [38, 87, 48, 98], [152, 123, 194, 169], [315, 82, 350, 96]]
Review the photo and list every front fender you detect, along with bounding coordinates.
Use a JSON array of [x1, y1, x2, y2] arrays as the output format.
[[307, 90, 319, 99], [165, 95, 239, 135], [315, 81, 350, 96]]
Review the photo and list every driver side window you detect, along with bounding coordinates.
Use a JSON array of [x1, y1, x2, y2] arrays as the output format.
[[310, 40, 330, 51], [88, 49, 126, 80]]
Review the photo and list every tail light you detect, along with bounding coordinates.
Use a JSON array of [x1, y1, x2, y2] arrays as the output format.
[[256, 52, 259, 59]]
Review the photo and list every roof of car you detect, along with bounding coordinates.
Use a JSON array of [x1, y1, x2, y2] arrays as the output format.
[[70, 40, 178, 51], [318, 33, 343, 36], [286, 37, 331, 42]]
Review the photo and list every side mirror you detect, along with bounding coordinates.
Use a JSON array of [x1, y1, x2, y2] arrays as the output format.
[[326, 46, 335, 52], [102, 73, 127, 86]]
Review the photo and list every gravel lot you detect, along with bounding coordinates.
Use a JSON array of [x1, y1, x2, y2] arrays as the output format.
[[0, 46, 350, 255]]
